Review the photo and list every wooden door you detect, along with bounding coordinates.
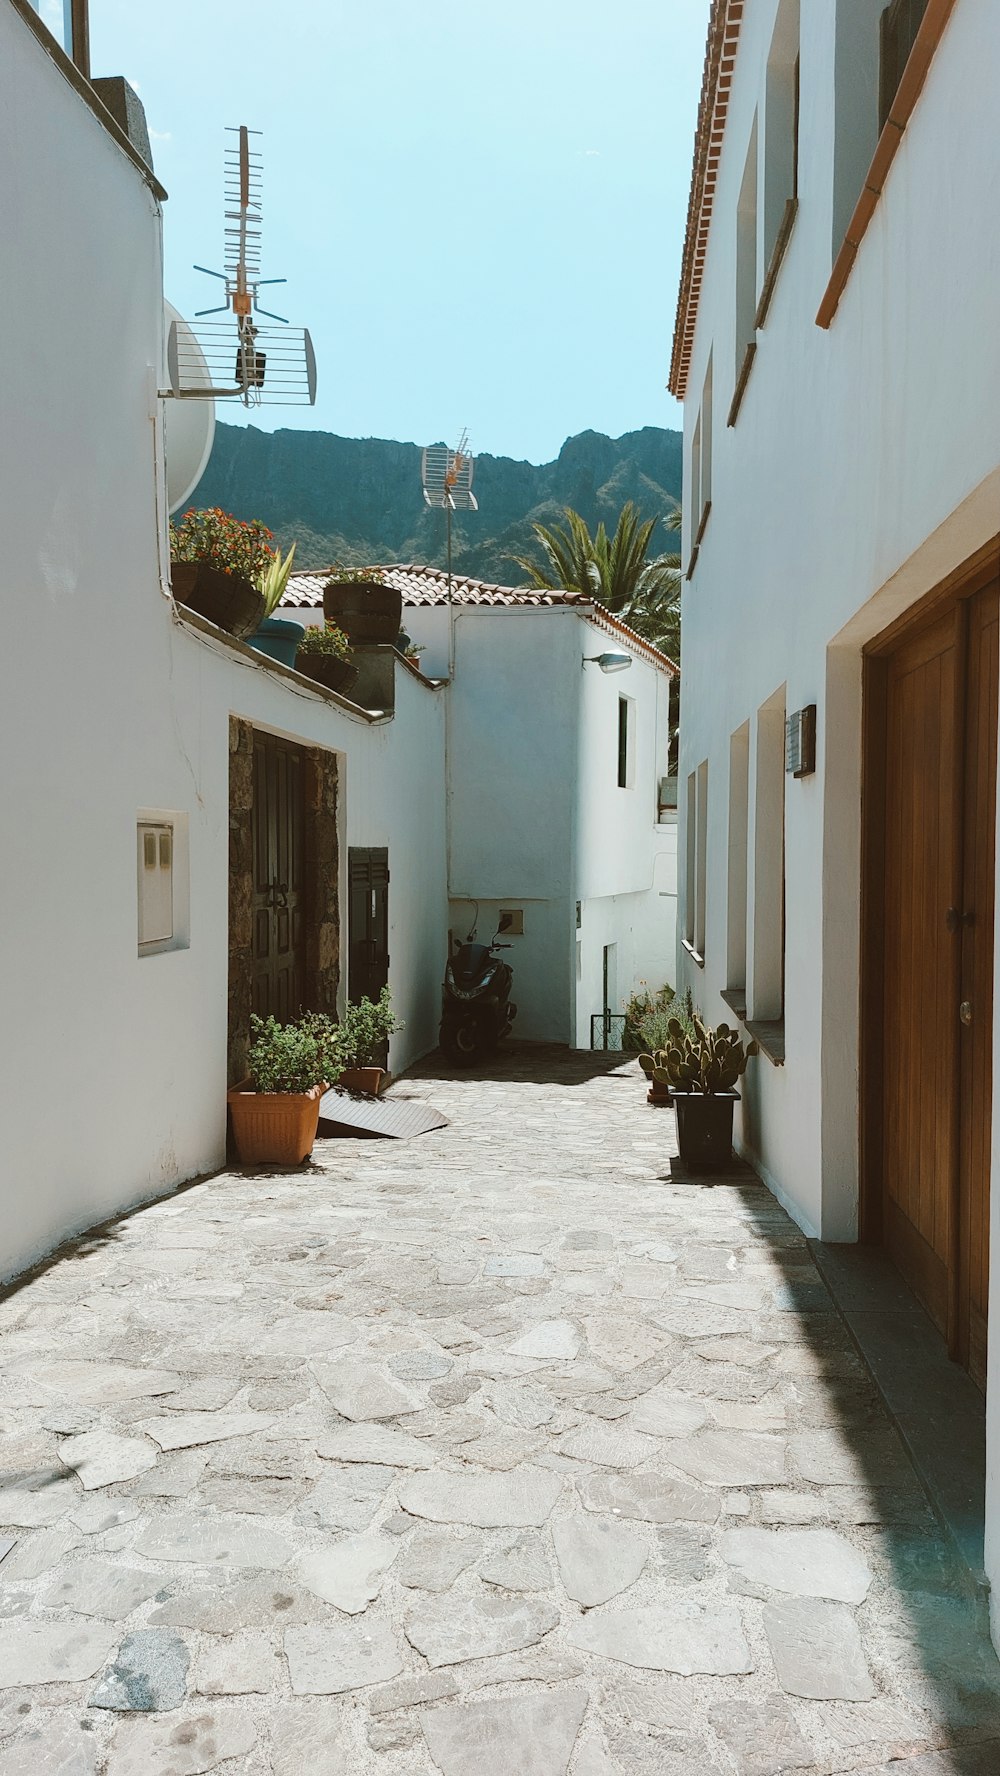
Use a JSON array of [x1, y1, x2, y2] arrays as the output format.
[[348, 848, 389, 1006], [958, 584, 998, 1387], [252, 733, 305, 1021], [870, 572, 998, 1388]]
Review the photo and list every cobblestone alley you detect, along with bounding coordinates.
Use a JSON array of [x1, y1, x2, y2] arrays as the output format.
[[0, 1049, 998, 1775]]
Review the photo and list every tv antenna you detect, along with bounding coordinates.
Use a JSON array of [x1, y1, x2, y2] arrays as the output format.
[[422, 429, 478, 600], [161, 126, 317, 407]]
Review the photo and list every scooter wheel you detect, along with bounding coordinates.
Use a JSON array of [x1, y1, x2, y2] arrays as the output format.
[[440, 1021, 485, 1067]]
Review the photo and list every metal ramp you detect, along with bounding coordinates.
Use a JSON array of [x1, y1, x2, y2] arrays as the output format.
[[317, 1088, 449, 1140]]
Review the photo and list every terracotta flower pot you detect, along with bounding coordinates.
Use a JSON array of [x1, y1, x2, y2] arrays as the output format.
[[172, 562, 265, 640], [323, 579, 402, 645], [337, 1067, 386, 1097], [295, 652, 360, 696], [227, 1081, 324, 1165]]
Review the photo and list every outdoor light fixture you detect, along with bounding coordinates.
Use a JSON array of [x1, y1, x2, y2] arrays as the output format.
[[583, 652, 633, 674]]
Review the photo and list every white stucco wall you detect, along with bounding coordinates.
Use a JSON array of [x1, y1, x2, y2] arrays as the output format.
[[0, 7, 447, 1282], [674, 0, 1000, 1626], [677, 0, 1000, 1236]]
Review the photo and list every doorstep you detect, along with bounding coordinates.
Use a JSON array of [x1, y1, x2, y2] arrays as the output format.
[[812, 1241, 988, 1600]]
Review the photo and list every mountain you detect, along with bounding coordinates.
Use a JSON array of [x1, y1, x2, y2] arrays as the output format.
[[189, 423, 683, 584]]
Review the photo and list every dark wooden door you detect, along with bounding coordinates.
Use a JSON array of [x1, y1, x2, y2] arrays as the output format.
[[252, 733, 305, 1021], [872, 575, 998, 1388], [348, 848, 389, 1006]]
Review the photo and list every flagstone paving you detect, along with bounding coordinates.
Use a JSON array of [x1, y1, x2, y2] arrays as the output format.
[[1, 1045, 999, 1773]]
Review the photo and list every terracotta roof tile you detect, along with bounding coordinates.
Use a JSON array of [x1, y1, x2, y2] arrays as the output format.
[[283, 563, 588, 611], [281, 564, 678, 678]]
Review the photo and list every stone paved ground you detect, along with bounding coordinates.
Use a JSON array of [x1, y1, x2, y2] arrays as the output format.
[[1, 1047, 1000, 1775]]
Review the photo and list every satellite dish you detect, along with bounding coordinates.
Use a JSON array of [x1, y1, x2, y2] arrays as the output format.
[[163, 301, 215, 513]]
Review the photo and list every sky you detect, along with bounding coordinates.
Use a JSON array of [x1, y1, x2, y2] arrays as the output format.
[[90, 1, 708, 464]]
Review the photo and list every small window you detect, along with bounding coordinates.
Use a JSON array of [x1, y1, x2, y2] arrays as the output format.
[[880, 0, 929, 130], [617, 697, 636, 789], [138, 822, 173, 950], [727, 722, 750, 991], [758, 0, 800, 327], [137, 811, 189, 956], [730, 117, 759, 424], [749, 690, 786, 1021], [498, 908, 524, 936], [684, 762, 709, 963]]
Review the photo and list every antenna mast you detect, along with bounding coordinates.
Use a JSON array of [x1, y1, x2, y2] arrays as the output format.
[[162, 126, 316, 407], [421, 433, 478, 677]]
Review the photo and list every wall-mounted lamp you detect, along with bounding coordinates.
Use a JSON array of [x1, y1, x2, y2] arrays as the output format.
[[583, 652, 633, 674]]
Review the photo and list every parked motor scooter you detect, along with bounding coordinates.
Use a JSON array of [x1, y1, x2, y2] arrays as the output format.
[[440, 912, 517, 1066]]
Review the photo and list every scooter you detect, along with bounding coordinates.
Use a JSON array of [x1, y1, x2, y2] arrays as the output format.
[[440, 911, 518, 1066]]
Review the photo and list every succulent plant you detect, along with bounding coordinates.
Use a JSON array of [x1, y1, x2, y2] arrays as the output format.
[[639, 1014, 757, 1096]]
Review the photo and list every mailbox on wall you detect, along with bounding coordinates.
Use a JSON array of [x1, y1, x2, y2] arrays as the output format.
[[785, 704, 817, 778]]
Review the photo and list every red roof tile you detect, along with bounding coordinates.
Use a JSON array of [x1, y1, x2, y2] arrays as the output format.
[[281, 564, 678, 677]]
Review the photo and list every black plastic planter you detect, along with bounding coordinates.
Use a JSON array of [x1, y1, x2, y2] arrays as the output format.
[[672, 1089, 739, 1170]]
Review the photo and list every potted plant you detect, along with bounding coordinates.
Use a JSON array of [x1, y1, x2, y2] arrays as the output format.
[[323, 564, 402, 645], [169, 508, 271, 639], [642, 1014, 757, 1169], [251, 542, 305, 667], [335, 987, 403, 1095], [631, 985, 694, 1104], [227, 1013, 341, 1166], [295, 622, 359, 695]]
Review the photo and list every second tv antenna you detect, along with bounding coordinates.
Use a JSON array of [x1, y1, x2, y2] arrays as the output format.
[[163, 126, 317, 408]]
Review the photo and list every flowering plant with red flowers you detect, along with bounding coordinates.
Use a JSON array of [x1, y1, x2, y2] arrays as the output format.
[[169, 508, 275, 586]]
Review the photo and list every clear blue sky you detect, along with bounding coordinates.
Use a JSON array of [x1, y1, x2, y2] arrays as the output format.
[[91, 1, 707, 463]]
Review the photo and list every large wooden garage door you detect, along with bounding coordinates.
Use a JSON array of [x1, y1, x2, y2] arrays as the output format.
[[869, 569, 998, 1389]]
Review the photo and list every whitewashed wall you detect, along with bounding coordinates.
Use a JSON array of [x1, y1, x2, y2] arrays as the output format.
[[677, 0, 1000, 1235], [673, 0, 1000, 1627], [0, 5, 446, 1282]]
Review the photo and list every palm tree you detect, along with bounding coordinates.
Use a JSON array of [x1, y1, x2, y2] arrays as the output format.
[[510, 500, 681, 660]]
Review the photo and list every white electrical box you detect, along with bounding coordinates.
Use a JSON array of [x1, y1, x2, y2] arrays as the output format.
[[138, 822, 174, 949]]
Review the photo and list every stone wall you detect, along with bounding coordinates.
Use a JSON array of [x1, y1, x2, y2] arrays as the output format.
[[303, 746, 340, 1017], [227, 717, 255, 1085]]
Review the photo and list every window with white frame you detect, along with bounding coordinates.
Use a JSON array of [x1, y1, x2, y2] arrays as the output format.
[[684, 762, 709, 962], [137, 812, 189, 956], [749, 691, 785, 1022], [727, 721, 750, 992], [617, 696, 636, 789], [759, 0, 800, 326], [731, 116, 758, 422]]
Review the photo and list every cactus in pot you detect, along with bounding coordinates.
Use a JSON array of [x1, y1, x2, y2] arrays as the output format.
[[640, 1014, 757, 1096]]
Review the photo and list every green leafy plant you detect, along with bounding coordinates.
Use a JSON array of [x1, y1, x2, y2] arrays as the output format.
[[624, 982, 694, 1053], [325, 563, 388, 586], [297, 622, 352, 660], [259, 542, 298, 618], [248, 1014, 332, 1094], [639, 1012, 757, 1095], [509, 500, 681, 658], [337, 987, 403, 1069], [169, 508, 275, 586]]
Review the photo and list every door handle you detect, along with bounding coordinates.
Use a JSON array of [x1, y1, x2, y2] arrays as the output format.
[[946, 907, 975, 932], [269, 881, 288, 911], [960, 1000, 973, 1026]]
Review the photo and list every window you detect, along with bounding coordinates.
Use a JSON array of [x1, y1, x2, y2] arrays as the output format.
[[831, 1, 886, 256], [749, 691, 785, 1022], [689, 411, 702, 566], [758, 0, 800, 328], [684, 762, 709, 964], [30, 1, 90, 73], [617, 696, 635, 789], [727, 722, 750, 991], [698, 353, 713, 535], [137, 811, 189, 956], [880, 0, 929, 129], [730, 117, 758, 424]]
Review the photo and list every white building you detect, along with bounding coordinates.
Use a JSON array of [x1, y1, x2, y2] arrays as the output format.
[[0, 0, 447, 1282], [284, 566, 680, 1049], [1, 0, 678, 1285], [672, 0, 1000, 1627]]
